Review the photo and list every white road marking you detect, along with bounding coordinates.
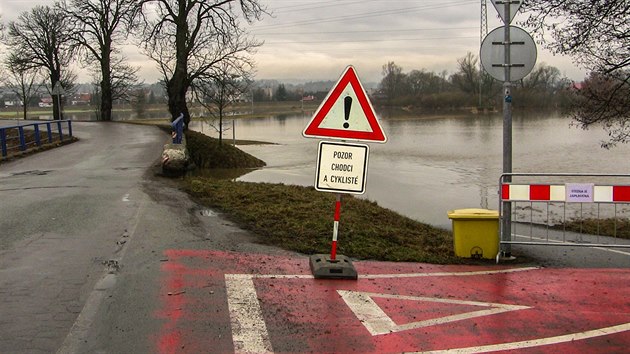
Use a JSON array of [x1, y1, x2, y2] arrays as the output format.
[[357, 267, 539, 279], [247, 267, 539, 280], [225, 274, 273, 354], [122, 193, 130, 202], [338, 290, 530, 336], [223, 268, 537, 353], [593, 247, 630, 257], [415, 322, 630, 354], [224, 266, 627, 353]]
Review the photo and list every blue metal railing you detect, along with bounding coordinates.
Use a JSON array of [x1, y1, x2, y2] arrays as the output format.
[[0, 120, 73, 158]]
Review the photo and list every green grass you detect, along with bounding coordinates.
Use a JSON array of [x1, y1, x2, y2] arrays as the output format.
[[181, 129, 460, 264], [185, 130, 266, 169], [184, 178, 460, 263]]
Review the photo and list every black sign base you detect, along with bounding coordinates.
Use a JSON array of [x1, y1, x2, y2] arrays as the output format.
[[309, 254, 358, 280]]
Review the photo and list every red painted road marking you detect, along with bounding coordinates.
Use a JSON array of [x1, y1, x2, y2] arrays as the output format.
[[156, 250, 630, 353]]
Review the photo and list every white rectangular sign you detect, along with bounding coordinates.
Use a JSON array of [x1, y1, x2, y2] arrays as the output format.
[[316, 141, 369, 194], [565, 183, 594, 203]]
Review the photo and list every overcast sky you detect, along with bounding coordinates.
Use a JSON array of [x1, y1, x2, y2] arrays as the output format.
[[0, 0, 586, 84]]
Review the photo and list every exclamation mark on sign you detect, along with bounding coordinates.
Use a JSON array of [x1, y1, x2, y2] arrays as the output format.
[[343, 96, 352, 129]]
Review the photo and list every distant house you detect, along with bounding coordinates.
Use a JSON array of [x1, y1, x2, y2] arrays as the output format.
[[4, 99, 23, 107], [571, 82, 585, 90], [71, 93, 92, 106], [2, 92, 23, 107], [39, 97, 53, 107]]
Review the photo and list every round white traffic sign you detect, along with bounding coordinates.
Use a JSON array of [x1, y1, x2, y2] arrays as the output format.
[[480, 26, 537, 82]]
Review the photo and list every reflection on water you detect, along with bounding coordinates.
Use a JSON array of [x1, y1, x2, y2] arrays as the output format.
[[192, 113, 630, 229]]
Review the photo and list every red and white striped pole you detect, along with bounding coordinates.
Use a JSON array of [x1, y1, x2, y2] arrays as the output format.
[[331, 194, 341, 261]]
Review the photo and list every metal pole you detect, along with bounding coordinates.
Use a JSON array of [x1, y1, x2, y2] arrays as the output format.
[[501, 3, 513, 257], [56, 94, 61, 121]]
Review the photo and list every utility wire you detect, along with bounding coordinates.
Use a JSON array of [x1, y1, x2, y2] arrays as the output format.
[[264, 35, 478, 45], [256, 27, 478, 36], [271, 0, 382, 13], [254, 0, 479, 31]]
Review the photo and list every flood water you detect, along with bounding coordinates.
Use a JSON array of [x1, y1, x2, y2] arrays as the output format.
[[190, 113, 630, 229]]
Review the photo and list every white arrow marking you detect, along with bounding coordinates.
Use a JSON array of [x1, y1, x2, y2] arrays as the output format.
[[338, 290, 530, 336]]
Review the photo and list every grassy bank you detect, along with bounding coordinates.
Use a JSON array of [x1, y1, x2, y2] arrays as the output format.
[[182, 130, 460, 264], [184, 178, 459, 263], [185, 130, 266, 169]]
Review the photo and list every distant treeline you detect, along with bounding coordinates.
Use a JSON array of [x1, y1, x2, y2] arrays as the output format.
[[255, 53, 575, 113], [372, 54, 574, 112]]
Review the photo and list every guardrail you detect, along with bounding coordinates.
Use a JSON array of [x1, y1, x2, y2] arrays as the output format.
[[499, 173, 630, 253], [0, 120, 73, 158]]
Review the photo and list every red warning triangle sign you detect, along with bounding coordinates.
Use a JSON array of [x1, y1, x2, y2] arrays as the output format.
[[303, 66, 387, 143]]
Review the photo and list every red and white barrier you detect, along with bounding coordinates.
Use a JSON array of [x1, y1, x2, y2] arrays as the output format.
[[501, 184, 630, 203]]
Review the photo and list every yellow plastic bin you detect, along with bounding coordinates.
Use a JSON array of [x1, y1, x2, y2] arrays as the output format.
[[447, 208, 499, 259]]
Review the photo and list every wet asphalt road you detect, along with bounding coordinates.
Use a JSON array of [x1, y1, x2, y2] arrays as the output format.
[[0, 121, 180, 353], [0, 121, 294, 353]]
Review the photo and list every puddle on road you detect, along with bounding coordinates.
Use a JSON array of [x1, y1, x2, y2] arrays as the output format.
[[11, 170, 53, 176]]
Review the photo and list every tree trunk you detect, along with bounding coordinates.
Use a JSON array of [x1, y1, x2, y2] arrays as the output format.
[[100, 83, 113, 121], [100, 70, 113, 121], [167, 74, 190, 128], [168, 3, 191, 128], [51, 70, 62, 121], [100, 53, 113, 121]]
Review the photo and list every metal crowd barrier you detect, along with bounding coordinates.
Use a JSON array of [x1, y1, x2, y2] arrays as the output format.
[[499, 173, 630, 253], [0, 120, 73, 158]]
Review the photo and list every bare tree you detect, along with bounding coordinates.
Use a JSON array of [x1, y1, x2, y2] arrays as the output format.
[[137, 0, 267, 127], [571, 72, 630, 148], [452, 52, 479, 95], [514, 63, 571, 110], [519, 63, 562, 91], [61, 0, 140, 121], [5, 5, 75, 120], [110, 57, 141, 104], [194, 62, 252, 145], [522, 0, 630, 147], [1, 54, 44, 120], [131, 88, 148, 119], [380, 61, 407, 104]]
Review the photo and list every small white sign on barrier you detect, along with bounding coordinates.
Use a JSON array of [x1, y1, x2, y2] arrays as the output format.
[[565, 183, 594, 203]]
